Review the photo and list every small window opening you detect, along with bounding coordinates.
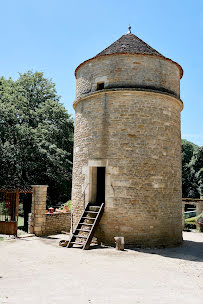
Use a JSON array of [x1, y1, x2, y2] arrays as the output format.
[[97, 82, 104, 90]]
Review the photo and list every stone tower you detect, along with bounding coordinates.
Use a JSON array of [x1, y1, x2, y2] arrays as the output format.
[[72, 29, 183, 247]]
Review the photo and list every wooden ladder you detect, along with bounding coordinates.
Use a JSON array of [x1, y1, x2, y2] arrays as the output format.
[[67, 202, 104, 250]]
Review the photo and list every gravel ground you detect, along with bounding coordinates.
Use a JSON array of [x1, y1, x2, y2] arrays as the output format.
[[0, 231, 202, 304]]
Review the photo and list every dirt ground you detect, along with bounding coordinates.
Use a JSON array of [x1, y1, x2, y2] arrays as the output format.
[[0, 232, 202, 304]]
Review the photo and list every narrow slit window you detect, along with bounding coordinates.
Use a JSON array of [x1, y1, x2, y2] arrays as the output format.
[[97, 82, 104, 90]]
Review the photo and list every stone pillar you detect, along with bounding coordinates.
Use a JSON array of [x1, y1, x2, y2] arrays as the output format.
[[30, 185, 48, 236]]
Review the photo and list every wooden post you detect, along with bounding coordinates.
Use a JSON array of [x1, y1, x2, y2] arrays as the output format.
[[15, 189, 20, 237], [114, 236, 124, 251]]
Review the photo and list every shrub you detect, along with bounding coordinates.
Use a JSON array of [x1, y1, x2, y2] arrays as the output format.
[[60, 200, 72, 211]]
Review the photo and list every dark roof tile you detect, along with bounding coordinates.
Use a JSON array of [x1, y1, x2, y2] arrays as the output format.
[[96, 33, 164, 57]]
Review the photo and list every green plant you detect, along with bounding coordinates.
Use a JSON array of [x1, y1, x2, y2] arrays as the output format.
[[60, 200, 72, 211], [195, 212, 203, 232], [184, 216, 197, 230], [184, 212, 203, 232], [18, 202, 24, 216], [18, 216, 24, 227]]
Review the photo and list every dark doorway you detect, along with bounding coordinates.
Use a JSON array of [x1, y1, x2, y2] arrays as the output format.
[[96, 167, 105, 205], [22, 194, 32, 232]]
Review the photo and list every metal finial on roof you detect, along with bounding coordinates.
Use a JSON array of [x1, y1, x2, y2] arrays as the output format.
[[127, 25, 131, 34]]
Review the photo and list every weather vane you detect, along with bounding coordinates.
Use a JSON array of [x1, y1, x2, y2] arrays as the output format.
[[127, 24, 131, 34]]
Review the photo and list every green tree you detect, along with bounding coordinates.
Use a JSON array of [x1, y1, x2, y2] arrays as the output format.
[[181, 139, 199, 198], [0, 71, 74, 206], [181, 139, 203, 198], [191, 147, 203, 197]]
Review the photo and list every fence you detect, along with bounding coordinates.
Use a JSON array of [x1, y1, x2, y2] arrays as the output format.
[[0, 189, 19, 236]]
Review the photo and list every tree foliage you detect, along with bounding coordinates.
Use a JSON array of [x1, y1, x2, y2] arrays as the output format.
[[1, 71, 203, 205], [182, 139, 203, 198], [0, 71, 74, 206]]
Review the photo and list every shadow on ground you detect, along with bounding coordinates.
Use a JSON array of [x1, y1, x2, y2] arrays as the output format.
[[38, 234, 70, 246], [129, 240, 203, 262], [11, 233, 203, 262]]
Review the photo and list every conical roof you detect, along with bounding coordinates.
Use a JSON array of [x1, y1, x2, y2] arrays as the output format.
[[75, 32, 183, 78], [96, 33, 164, 58]]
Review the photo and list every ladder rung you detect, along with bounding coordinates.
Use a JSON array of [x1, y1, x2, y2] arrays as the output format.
[[82, 216, 96, 220], [85, 211, 98, 214], [70, 241, 84, 245], [76, 229, 90, 232], [80, 223, 93, 226], [74, 235, 87, 239]]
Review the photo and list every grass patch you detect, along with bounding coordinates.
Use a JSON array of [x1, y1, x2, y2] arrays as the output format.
[[17, 229, 27, 236], [18, 216, 24, 227], [18, 216, 27, 234]]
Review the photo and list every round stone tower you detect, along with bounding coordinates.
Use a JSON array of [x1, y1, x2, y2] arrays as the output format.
[[72, 29, 183, 247]]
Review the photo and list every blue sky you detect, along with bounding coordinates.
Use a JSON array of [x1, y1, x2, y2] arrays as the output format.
[[0, 0, 203, 145]]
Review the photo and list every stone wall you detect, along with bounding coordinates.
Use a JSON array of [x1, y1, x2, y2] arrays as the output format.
[[44, 212, 71, 235], [75, 54, 181, 99], [29, 211, 71, 236], [72, 89, 183, 247], [28, 185, 71, 236]]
